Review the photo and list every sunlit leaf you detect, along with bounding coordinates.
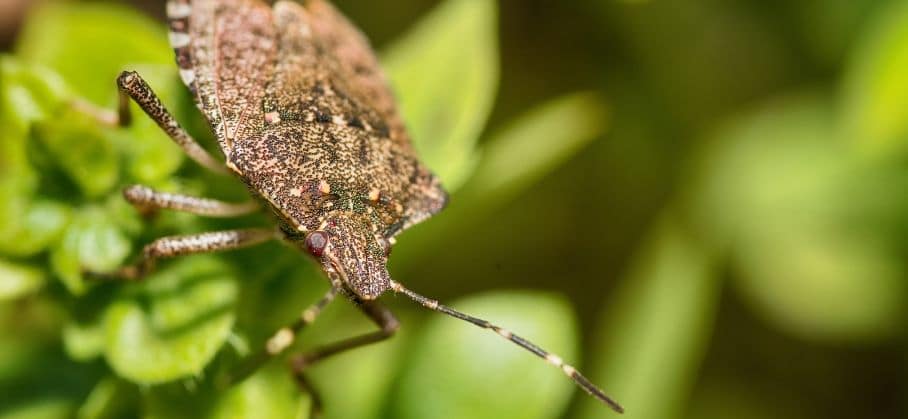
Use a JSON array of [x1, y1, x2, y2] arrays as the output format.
[[383, 0, 499, 191], [462, 92, 608, 207], [842, 0, 908, 156], [15, 3, 172, 105], [577, 215, 720, 419], [394, 291, 577, 419], [103, 256, 237, 384], [0, 259, 44, 300]]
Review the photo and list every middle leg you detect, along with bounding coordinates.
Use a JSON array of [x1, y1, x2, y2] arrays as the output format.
[[123, 184, 259, 217], [92, 228, 276, 281]]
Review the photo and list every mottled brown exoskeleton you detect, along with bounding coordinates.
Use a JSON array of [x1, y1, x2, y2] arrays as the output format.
[[97, 0, 622, 414]]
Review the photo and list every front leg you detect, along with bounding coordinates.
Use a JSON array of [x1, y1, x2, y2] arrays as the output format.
[[123, 184, 259, 218], [115, 71, 228, 174], [93, 228, 276, 281]]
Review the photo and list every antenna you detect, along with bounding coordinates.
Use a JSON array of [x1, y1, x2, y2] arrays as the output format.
[[388, 280, 624, 414]]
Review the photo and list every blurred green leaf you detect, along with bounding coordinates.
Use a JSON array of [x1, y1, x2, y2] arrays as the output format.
[[383, 0, 499, 191], [394, 291, 578, 419], [32, 110, 119, 198], [63, 320, 105, 362], [210, 363, 309, 419], [0, 259, 44, 300], [308, 305, 413, 419], [103, 256, 237, 384], [15, 3, 172, 105], [577, 215, 719, 419], [50, 205, 132, 295], [0, 55, 71, 132], [690, 95, 906, 341], [76, 377, 138, 419], [736, 225, 904, 342], [0, 199, 70, 258], [0, 399, 74, 419], [462, 92, 608, 207], [842, 0, 908, 156], [0, 338, 100, 419]]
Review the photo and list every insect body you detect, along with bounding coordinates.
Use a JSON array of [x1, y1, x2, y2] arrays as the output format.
[[104, 0, 622, 414]]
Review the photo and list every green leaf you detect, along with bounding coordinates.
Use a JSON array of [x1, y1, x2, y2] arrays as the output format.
[[690, 94, 906, 341], [32, 110, 120, 198], [0, 259, 44, 300], [576, 215, 720, 419], [210, 363, 309, 419], [394, 291, 578, 419], [15, 3, 172, 105], [50, 206, 132, 295], [842, 0, 908, 156], [63, 320, 105, 362], [76, 377, 138, 419], [383, 0, 499, 191], [308, 306, 413, 419], [462, 92, 608, 207], [103, 256, 238, 384], [1, 55, 71, 133], [0, 199, 71, 258], [0, 399, 74, 419]]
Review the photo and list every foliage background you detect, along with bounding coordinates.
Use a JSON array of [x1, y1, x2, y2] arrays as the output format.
[[1, 0, 906, 418]]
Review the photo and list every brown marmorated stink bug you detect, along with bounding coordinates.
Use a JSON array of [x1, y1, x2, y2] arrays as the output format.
[[91, 0, 623, 414]]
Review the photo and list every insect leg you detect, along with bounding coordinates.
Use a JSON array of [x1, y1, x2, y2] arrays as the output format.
[[122, 184, 258, 218], [286, 300, 399, 416], [388, 280, 625, 413], [223, 287, 339, 386], [288, 300, 399, 369], [115, 70, 228, 174], [90, 229, 276, 281]]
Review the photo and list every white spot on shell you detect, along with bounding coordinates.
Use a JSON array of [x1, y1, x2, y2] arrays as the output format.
[[167, 2, 192, 18], [318, 180, 331, 195], [265, 111, 281, 124], [299, 23, 312, 38], [169, 31, 191, 48], [332, 115, 347, 126]]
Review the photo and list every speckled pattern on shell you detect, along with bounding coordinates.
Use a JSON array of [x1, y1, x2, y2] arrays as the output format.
[[167, 0, 447, 299]]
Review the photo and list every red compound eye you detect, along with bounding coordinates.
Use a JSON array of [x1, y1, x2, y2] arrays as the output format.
[[305, 231, 329, 257]]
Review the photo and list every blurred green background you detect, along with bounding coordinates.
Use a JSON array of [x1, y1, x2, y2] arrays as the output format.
[[1, 0, 906, 418]]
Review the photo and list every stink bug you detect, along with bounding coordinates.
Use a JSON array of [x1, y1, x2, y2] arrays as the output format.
[[96, 0, 623, 414]]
